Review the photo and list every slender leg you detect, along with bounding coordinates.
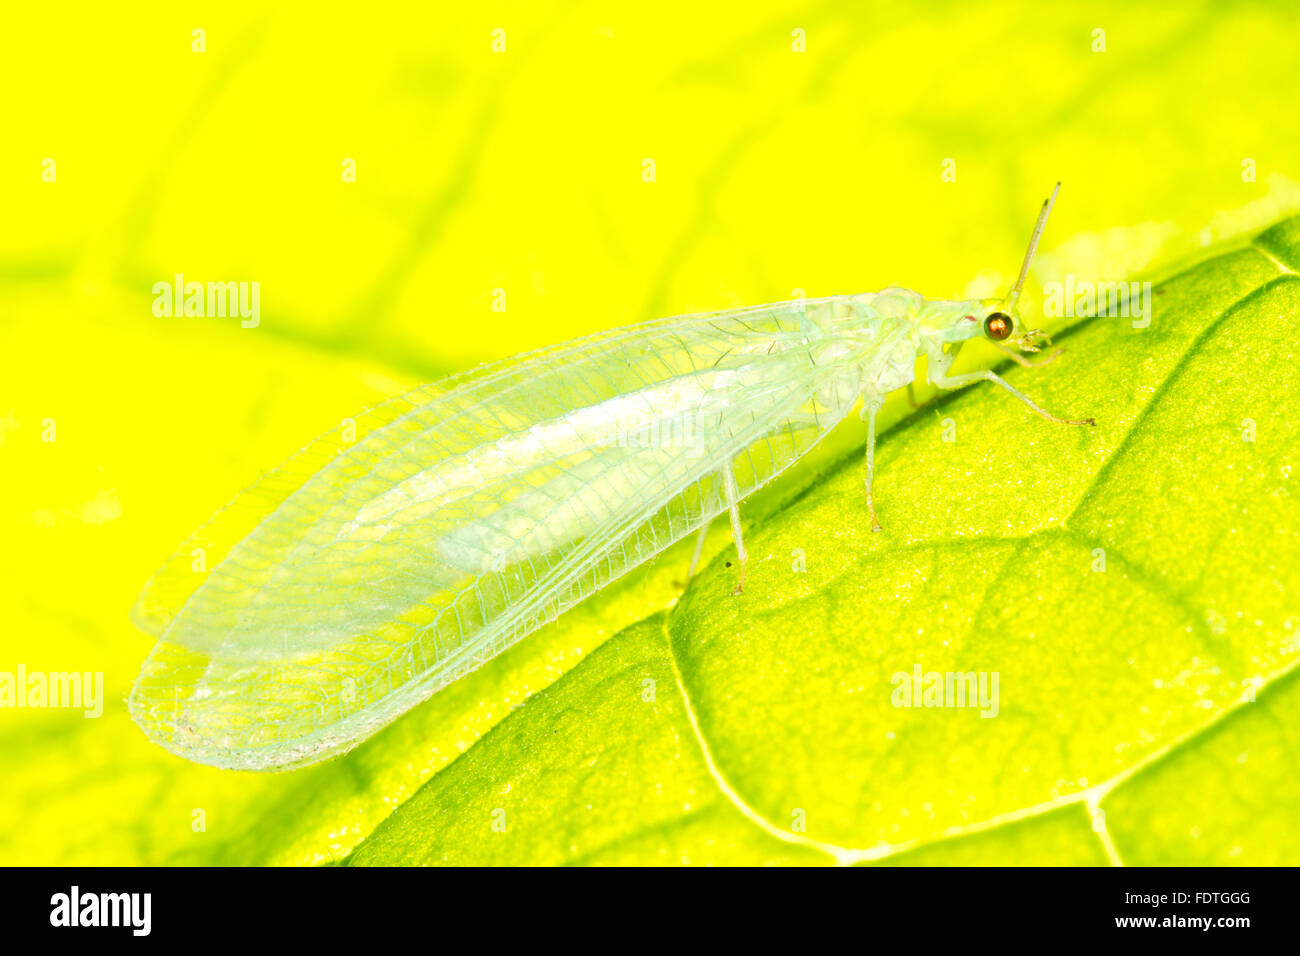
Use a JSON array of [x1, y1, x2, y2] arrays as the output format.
[[684, 520, 710, 582], [906, 381, 921, 409], [862, 400, 884, 532], [720, 465, 747, 595], [931, 368, 1094, 426], [993, 342, 1064, 368]]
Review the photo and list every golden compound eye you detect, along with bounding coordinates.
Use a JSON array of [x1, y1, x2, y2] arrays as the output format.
[[983, 312, 1013, 341]]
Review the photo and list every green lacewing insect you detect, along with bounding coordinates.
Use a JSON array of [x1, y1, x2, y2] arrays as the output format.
[[130, 183, 1093, 770]]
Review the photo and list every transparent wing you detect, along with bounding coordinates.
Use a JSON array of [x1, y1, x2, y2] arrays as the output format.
[[130, 299, 864, 769]]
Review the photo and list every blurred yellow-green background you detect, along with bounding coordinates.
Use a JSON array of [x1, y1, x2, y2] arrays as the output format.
[[2, 2, 1299, 865]]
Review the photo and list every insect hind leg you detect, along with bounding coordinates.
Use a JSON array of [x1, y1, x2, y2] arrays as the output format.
[[673, 520, 711, 591], [720, 465, 747, 595], [860, 397, 885, 532]]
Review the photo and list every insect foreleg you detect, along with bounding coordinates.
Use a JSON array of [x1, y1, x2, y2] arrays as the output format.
[[720, 465, 747, 595], [930, 365, 1095, 426], [992, 341, 1064, 368]]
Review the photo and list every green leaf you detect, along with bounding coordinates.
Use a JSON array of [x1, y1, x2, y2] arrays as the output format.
[[7, 3, 1300, 868], [346, 217, 1300, 865]]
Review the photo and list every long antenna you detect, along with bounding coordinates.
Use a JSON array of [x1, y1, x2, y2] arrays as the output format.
[[1006, 181, 1061, 312]]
